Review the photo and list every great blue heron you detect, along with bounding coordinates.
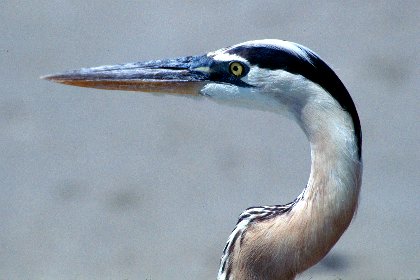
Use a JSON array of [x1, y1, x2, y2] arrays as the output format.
[[43, 39, 362, 280]]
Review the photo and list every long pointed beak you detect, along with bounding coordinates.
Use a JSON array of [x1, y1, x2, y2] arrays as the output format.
[[42, 55, 212, 95]]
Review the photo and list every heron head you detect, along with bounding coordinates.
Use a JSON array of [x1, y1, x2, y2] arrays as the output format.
[[43, 40, 359, 139], [42, 40, 320, 112]]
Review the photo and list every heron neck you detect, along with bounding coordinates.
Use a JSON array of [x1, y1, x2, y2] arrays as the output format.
[[292, 96, 362, 259], [301, 96, 362, 206]]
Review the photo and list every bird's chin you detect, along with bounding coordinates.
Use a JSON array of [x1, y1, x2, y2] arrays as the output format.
[[200, 83, 240, 98], [201, 83, 285, 114]]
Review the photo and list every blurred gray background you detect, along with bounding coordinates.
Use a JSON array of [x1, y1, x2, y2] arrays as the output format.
[[1, 1, 419, 279]]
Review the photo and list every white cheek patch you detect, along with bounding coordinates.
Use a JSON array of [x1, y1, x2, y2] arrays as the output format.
[[241, 66, 267, 85], [241, 66, 283, 86]]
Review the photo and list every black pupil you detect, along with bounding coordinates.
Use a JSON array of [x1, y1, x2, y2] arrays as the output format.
[[232, 65, 239, 72]]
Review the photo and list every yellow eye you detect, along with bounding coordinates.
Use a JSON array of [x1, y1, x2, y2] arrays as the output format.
[[229, 62, 244, 77]]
